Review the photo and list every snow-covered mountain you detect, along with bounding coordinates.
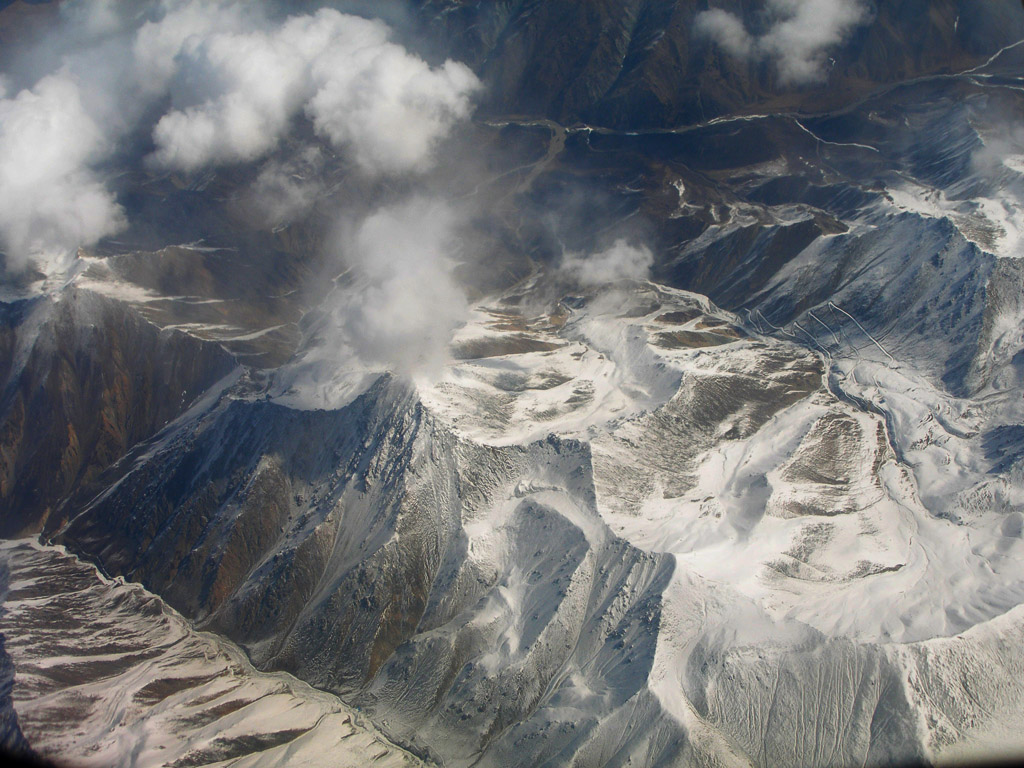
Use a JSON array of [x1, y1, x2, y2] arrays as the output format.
[[1, 1, 1024, 766]]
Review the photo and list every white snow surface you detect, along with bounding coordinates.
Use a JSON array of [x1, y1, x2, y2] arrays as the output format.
[[414, 276, 1024, 649], [419, 278, 720, 445]]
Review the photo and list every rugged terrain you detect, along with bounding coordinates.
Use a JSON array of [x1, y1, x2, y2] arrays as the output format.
[[1, 1, 1024, 766], [0, 539, 422, 768]]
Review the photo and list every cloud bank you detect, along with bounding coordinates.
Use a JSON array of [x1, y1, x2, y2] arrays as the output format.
[[149, 7, 479, 175], [0, 0, 480, 274], [695, 0, 871, 85]]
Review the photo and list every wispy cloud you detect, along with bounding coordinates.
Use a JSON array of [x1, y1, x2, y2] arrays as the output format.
[[694, 9, 754, 60], [334, 197, 468, 372], [242, 146, 327, 230], [695, 0, 871, 85], [560, 239, 654, 287]]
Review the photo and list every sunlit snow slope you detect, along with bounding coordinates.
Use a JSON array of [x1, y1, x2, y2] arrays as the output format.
[[0, 540, 423, 768]]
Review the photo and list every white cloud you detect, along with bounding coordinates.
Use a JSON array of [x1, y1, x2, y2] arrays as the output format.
[[147, 6, 480, 174], [695, 0, 870, 85], [694, 9, 754, 59], [0, 73, 125, 272], [560, 239, 654, 287], [243, 146, 326, 229], [307, 29, 479, 175], [150, 30, 310, 170], [132, 0, 249, 94], [335, 198, 468, 371], [147, 8, 338, 171]]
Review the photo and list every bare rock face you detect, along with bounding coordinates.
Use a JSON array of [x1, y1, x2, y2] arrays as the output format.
[[0, 291, 236, 537]]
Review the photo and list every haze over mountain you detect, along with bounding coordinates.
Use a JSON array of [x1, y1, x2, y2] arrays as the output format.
[[1, 1, 1024, 766]]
